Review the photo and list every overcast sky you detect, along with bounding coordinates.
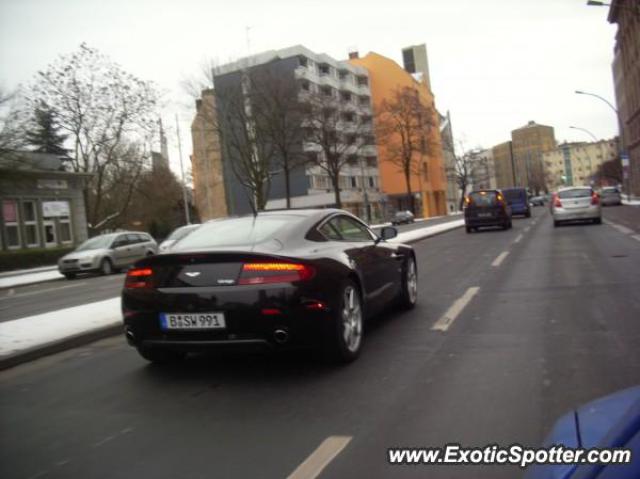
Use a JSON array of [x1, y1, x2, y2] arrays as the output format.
[[1, 0, 619, 174]]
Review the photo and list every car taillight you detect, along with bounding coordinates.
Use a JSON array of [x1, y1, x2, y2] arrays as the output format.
[[591, 192, 600, 205], [553, 194, 562, 208], [464, 196, 472, 207], [238, 262, 315, 285], [125, 267, 153, 289]]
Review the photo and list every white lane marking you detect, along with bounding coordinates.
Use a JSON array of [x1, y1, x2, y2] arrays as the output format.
[[287, 436, 352, 479], [604, 220, 635, 235], [431, 286, 480, 332], [514, 234, 524, 244], [632, 235, 640, 243], [524, 226, 531, 233], [491, 251, 509, 267], [0, 282, 88, 301]]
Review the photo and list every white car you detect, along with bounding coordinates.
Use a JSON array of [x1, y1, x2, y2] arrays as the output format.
[[551, 187, 602, 227], [158, 224, 201, 253]]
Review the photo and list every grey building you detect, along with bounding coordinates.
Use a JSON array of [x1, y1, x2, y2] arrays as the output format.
[[0, 152, 90, 251], [439, 110, 460, 212], [212, 45, 383, 221]]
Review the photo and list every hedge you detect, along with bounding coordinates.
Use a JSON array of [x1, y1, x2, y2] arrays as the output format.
[[0, 247, 75, 272]]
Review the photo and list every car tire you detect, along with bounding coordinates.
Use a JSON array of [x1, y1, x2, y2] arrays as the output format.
[[136, 346, 186, 364], [326, 280, 363, 363], [508, 220, 513, 229], [64, 273, 76, 280], [525, 211, 531, 218], [100, 258, 113, 276], [594, 217, 602, 225], [397, 256, 418, 310], [553, 220, 560, 227], [466, 226, 472, 233]]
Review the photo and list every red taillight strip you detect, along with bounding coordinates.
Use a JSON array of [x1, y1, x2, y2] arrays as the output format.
[[125, 267, 153, 289], [242, 263, 306, 272]]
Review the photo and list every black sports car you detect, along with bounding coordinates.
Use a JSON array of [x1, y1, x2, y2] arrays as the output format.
[[122, 209, 418, 364]]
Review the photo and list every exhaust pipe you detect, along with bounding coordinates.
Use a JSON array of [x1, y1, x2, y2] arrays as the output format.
[[273, 329, 289, 344], [125, 327, 136, 344]]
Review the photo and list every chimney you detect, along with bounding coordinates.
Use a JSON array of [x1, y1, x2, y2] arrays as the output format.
[[348, 50, 359, 59]]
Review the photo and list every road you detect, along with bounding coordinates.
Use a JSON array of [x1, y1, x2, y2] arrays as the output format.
[[0, 214, 461, 323], [1, 207, 639, 479]]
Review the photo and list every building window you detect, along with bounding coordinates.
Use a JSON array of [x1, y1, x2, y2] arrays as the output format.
[[59, 216, 73, 244], [342, 112, 355, 123], [356, 76, 368, 87], [359, 96, 370, 107], [366, 157, 377, 168], [22, 200, 39, 248], [338, 69, 348, 81], [368, 176, 376, 188], [2, 199, 20, 249], [300, 80, 310, 91], [298, 56, 308, 68], [318, 63, 331, 76], [422, 162, 429, 181], [340, 91, 352, 103], [321, 86, 333, 97], [350, 176, 358, 188]]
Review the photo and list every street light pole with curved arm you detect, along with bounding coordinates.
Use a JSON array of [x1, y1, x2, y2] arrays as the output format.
[[574, 90, 618, 114], [569, 125, 598, 142]]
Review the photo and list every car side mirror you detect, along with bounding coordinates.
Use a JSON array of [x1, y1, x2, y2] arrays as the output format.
[[379, 226, 398, 241]]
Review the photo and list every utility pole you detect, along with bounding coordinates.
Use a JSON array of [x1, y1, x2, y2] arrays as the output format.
[[175, 114, 191, 224]]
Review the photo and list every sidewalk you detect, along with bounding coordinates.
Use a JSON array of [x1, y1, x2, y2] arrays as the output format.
[[0, 267, 64, 289], [0, 216, 464, 369]]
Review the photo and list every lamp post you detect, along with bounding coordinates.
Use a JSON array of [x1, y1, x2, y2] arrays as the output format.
[[569, 125, 598, 142], [575, 89, 630, 197]]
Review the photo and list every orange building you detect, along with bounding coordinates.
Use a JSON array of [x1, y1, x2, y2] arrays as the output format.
[[349, 48, 448, 218]]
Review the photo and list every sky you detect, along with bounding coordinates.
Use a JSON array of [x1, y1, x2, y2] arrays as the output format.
[[0, 0, 619, 176]]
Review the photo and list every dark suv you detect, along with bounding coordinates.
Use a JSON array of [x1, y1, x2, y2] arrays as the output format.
[[464, 189, 512, 233]]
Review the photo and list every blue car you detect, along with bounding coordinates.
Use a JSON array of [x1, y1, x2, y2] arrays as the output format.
[[525, 385, 640, 479], [502, 187, 531, 218]]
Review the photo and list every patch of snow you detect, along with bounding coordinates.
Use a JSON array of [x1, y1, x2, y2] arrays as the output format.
[[0, 270, 64, 289], [0, 297, 121, 358], [391, 219, 465, 243]]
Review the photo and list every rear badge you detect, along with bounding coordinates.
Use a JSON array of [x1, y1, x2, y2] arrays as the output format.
[[217, 279, 235, 285], [185, 272, 201, 278]]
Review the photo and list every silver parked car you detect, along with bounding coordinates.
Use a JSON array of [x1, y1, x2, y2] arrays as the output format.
[[600, 186, 622, 206], [58, 231, 157, 279], [551, 187, 602, 227], [158, 224, 201, 253]]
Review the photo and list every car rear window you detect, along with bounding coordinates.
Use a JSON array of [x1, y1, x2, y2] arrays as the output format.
[[469, 192, 498, 206], [171, 215, 305, 251], [558, 189, 591, 199], [503, 189, 525, 201], [601, 187, 619, 194]]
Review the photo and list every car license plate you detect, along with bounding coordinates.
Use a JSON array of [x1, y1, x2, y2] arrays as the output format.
[[160, 312, 226, 330], [478, 212, 493, 218]]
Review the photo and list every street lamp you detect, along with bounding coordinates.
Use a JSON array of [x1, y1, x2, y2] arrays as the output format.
[[586, 1, 610, 6], [569, 126, 598, 142], [575, 89, 630, 196]]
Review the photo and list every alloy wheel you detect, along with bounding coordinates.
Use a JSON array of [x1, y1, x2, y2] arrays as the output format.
[[341, 285, 362, 353]]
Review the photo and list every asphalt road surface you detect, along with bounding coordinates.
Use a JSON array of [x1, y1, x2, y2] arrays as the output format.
[[1, 207, 639, 479]]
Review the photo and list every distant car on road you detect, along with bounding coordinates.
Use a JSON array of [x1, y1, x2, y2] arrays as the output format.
[[158, 224, 201, 253], [551, 187, 602, 227], [502, 187, 531, 217], [464, 189, 512, 233], [530, 195, 545, 207], [58, 231, 157, 279], [599, 186, 622, 206], [391, 210, 415, 225], [122, 209, 417, 364], [524, 385, 640, 479]]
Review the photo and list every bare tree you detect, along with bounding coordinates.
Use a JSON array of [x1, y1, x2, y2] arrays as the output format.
[[302, 87, 371, 208], [251, 69, 307, 209], [442, 138, 481, 210], [214, 71, 277, 213], [25, 43, 160, 233], [375, 86, 435, 214], [0, 87, 29, 160]]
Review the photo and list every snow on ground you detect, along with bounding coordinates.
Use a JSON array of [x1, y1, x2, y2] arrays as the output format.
[[0, 265, 57, 278], [0, 297, 121, 358], [0, 269, 64, 289], [391, 219, 464, 243]]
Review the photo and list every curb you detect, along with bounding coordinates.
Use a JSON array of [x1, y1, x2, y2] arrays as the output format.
[[400, 223, 465, 244], [0, 323, 123, 371]]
